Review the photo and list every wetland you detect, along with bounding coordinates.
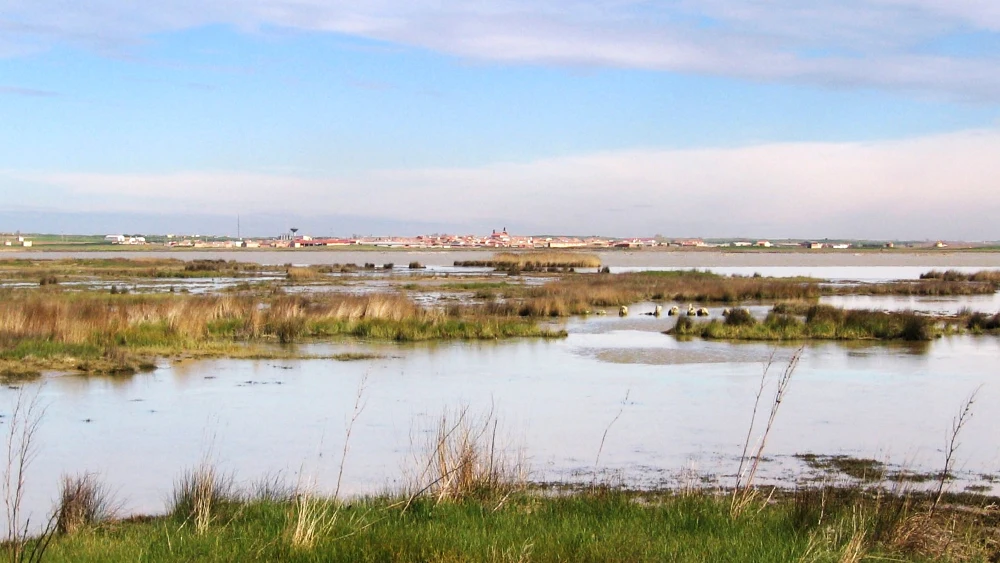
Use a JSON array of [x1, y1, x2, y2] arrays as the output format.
[[3, 249, 1000, 561]]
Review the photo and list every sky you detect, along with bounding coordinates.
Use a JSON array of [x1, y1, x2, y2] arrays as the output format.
[[2, 1, 1000, 239]]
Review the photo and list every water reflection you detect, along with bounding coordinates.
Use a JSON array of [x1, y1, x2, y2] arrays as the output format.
[[6, 327, 999, 527]]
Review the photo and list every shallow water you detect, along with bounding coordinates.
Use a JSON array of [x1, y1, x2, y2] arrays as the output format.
[[8, 318, 1000, 525], [4, 256, 1000, 528], [11, 249, 1000, 271]]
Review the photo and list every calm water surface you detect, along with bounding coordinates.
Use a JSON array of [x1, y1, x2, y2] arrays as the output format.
[[9, 314, 1000, 522]]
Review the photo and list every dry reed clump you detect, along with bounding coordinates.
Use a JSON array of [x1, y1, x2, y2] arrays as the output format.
[[455, 251, 602, 270], [920, 269, 1000, 284], [286, 267, 325, 282], [497, 271, 821, 317], [56, 473, 118, 535], [409, 408, 526, 504], [285, 491, 337, 550], [169, 463, 236, 534]]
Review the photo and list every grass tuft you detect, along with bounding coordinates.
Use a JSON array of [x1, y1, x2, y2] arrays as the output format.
[[56, 473, 118, 535]]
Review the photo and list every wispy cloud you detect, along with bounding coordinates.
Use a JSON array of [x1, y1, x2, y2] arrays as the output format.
[[7, 130, 1000, 239], [0, 84, 58, 97], [2, 1, 1000, 98]]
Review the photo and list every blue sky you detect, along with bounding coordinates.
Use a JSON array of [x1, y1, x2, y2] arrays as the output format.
[[2, 1, 1000, 239]]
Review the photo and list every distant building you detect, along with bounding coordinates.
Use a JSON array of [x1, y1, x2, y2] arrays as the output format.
[[756, 240, 772, 248], [105, 234, 126, 244], [935, 241, 947, 248]]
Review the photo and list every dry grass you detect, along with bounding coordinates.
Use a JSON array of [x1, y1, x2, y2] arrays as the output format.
[[0, 291, 561, 371], [455, 251, 602, 269], [408, 408, 526, 505], [56, 473, 118, 535], [170, 463, 235, 535], [285, 491, 336, 550], [285, 267, 325, 282]]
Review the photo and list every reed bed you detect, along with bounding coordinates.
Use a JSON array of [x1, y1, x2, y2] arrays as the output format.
[[0, 258, 265, 280], [455, 251, 602, 270], [831, 279, 997, 296], [486, 271, 821, 316], [672, 304, 935, 341], [920, 269, 1000, 284], [0, 291, 563, 374], [480, 270, 999, 318]]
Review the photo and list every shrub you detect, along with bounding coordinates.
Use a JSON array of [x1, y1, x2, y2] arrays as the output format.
[[672, 315, 696, 335], [724, 308, 756, 326]]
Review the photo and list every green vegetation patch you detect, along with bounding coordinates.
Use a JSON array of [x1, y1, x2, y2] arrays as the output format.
[[672, 304, 936, 341]]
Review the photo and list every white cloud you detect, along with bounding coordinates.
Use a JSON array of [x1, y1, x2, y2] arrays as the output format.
[[8, 130, 1000, 239], [2, 1, 1000, 98]]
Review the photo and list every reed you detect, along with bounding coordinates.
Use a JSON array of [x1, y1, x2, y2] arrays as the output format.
[[0, 258, 264, 281], [455, 251, 602, 269], [920, 269, 1000, 284], [56, 474, 118, 535], [169, 463, 236, 535], [407, 408, 525, 504], [672, 305, 936, 341], [0, 290, 564, 372], [285, 267, 325, 281]]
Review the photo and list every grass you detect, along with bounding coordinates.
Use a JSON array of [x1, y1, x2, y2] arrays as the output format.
[[56, 474, 119, 535], [671, 304, 936, 341], [481, 270, 822, 317], [454, 251, 602, 270], [30, 487, 1000, 562], [0, 258, 266, 281], [0, 290, 564, 375], [920, 270, 1000, 284]]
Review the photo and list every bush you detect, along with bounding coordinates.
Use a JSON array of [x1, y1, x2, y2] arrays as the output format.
[[967, 312, 1000, 331], [724, 308, 756, 326], [901, 314, 933, 341], [673, 315, 695, 335]]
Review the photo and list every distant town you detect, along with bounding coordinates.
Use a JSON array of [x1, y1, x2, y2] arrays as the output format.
[[0, 228, 975, 251]]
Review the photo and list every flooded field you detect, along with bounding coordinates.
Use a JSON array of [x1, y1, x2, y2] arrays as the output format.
[[4, 254, 1000, 525]]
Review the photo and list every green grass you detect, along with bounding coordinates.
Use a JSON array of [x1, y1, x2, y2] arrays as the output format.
[[672, 305, 936, 341], [34, 489, 992, 562]]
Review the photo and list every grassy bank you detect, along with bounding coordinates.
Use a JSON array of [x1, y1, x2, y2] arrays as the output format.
[[0, 291, 563, 377], [671, 304, 936, 341], [26, 485, 998, 562]]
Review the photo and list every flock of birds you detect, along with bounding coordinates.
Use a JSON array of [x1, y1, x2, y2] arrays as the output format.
[[611, 304, 730, 317]]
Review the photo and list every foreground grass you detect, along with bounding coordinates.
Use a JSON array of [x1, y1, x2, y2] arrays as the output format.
[[33, 489, 996, 562]]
